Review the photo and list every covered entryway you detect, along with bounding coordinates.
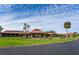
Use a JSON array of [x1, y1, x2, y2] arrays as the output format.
[[29, 29, 47, 38]]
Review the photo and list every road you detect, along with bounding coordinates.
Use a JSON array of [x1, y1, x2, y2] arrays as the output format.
[[0, 40, 79, 55]]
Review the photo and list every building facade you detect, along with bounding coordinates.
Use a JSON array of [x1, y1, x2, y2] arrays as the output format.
[[0, 29, 54, 38]]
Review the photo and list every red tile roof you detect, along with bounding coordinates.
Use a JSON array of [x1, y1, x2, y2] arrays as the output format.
[[0, 29, 48, 34], [4, 30, 24, 32], [30, 29, 44, 33], [67, 32, 76, 35]]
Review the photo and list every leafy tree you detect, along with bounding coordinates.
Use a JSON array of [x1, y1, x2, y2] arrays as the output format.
[[46, 30, 56, 34]]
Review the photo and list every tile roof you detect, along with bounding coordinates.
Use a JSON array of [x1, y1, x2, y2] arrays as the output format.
[[30, 29, 44, 33], [67, 32, 76, 35], [4, 30, 24, 32]]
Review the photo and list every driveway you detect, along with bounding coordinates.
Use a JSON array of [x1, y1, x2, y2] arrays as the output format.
[[0, 40, 79, 55]]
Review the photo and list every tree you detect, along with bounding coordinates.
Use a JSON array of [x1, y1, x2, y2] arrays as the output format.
[[23, 23, 30, 38], [23, 23, 27, 32], [46, 30, 57, 37], [47, 30, 56, 34], [26, 24, 30, 32], [64, 22, 71, 37], [23, 23, 30, 32], [0, 26, 3, 32]]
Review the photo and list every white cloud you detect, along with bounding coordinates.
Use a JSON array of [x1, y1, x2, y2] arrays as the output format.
[[0, 10, 79, 33]]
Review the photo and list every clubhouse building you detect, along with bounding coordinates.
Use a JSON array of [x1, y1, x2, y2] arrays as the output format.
[[0, 29, 54, 38], [0, 28, 77, 38]]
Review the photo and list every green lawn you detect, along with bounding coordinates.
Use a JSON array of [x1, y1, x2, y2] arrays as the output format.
[[0, 36, 78, 47]]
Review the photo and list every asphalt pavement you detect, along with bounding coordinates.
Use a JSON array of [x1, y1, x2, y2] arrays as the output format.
[[0, 40, 79, 55]]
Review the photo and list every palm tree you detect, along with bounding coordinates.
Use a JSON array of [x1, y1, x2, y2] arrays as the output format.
[[23, 23, 27, 32], [23, 23, 30, 32], [23, 23, 30, 38], [0, 26, 3, 32], [64, 22, 71, 37], [26, 24, 30, 32]]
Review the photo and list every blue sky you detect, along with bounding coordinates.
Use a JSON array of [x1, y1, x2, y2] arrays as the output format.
[[0, 4, 79, 33]]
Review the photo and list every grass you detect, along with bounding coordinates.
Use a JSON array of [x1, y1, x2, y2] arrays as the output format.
[[0, 36, 78, 47]]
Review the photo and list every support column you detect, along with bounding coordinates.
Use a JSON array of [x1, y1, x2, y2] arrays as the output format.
[[27, 34, 29, 38], [41, 34, 42, 38], [39, 34, 42, 39], [31, 34, 33, 38]]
